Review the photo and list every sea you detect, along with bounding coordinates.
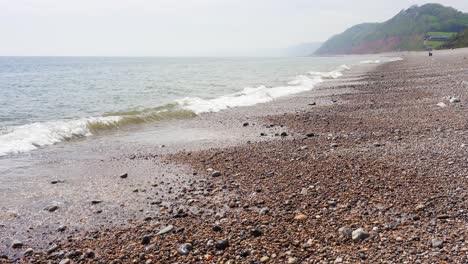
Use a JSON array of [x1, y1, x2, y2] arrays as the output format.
[[0, 56, 399, 157]]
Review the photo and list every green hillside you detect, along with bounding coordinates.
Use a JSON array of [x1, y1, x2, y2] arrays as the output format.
[[442, 28, 468, 48], [315, 4, 468, 55]]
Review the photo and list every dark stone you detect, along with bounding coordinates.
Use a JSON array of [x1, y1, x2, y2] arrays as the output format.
[[243, 122, 249, 127], [250, 228, 263, 237], [85, 249, 95, 258], [215, 240, 229, 250], [51, 180, 64, 184], [141, 235, 151, 245], [119, 173, 128, 179], [12, 240, 23, 249], [306, 133, 315, 137], [45, 205, 59, 212], [240, 250, 250, 258], [359, 252, 367, 260], [91, 200, 103, 205], [211, 171, 222, 177], [280, 132, 288, 137], [213, 225, 223, 232]]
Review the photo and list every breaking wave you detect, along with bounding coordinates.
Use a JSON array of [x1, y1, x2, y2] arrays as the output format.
[[0, 63, 362, 156]]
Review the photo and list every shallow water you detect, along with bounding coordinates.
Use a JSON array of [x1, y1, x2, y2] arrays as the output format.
[[0, 56, 398, 157]]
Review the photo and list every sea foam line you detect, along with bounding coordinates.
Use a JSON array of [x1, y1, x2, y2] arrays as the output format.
[[0, 64, 351, 156]]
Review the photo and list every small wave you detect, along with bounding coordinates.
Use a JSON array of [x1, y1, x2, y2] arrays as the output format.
[[360, 60, 381, 64], [1, 64, 353, 156], [0, 107, 196, 156], [177, 74, 323, 114], [0, 117, 120, 156], [309, 64, 350, 79]]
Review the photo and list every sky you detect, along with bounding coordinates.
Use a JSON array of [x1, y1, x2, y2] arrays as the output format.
[[1, 0, 468, 56]]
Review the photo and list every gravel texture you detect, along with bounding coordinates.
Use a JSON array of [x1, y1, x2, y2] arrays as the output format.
[[12, 50, 468, 263]]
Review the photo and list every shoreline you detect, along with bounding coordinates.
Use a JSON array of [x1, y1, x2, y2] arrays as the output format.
[[4, 49, 468, 262]]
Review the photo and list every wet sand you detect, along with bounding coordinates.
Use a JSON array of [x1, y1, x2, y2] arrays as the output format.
[[3, 49, 468, 263]]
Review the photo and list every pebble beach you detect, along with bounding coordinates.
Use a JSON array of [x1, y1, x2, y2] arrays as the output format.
[[5, 49, 468, 263]]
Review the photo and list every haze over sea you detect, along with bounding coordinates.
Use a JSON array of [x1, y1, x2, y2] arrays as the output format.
[[0, 56, 397, 157]]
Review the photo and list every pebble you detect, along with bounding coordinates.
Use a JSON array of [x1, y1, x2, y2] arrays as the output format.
[[85, 249, 95, 258], [215, 240, 229, 250], [449, 97, 460, 103], [330, 143, 339, 148], [12, 240, 23, 249], [211, 171, 222, 177], [240, 250, 250, 258], [431, 238, 444, 248], [281, 132, 288, 137], [141, 235, 151, 245], [47, 244, 59, 254], [436, 102, 447, 108], [306, 133, 315, 137], [351, 228, 370, 242], [287, 257, 297, 263], [243, 122, 249, 127], [260, 207, 270, 215], [57, 225, 67, 232], [59, 259, 71, 264], [250, 228, 263, 237], [212, 225, 223, 232], [260, 256, 270, 262], [44, 205, 59, 212], [415, 203, 426, 211], [119, 173, 128, 179], [338, 226, 352, 238], [91, 200, 103, 205], [177, 243, 193, 255], [334, 257, 343, 263], [50, 180, 64, 184], [24, 248, 34, 256], [294, 214, 308, 221], [157, 225, 174, 235]]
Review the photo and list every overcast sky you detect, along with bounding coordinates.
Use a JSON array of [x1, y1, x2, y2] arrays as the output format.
[[1, 0, 468, 56]]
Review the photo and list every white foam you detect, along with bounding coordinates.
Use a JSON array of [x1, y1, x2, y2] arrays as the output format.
[[360, 60, 381, 64], [1, 63, 357, 156], [309, 64, 350, 79], [0, 116, 121, 156], [177, 75, 323, 114]]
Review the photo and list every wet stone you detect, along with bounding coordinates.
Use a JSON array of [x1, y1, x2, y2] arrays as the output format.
[[211, 171, 222, 177], [44, 205, 59, 212], [177, 243, 193, 255], [12, 240, 23, 249]]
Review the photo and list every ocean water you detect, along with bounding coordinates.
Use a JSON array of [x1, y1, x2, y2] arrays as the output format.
[[0, 56, 399, 156]]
